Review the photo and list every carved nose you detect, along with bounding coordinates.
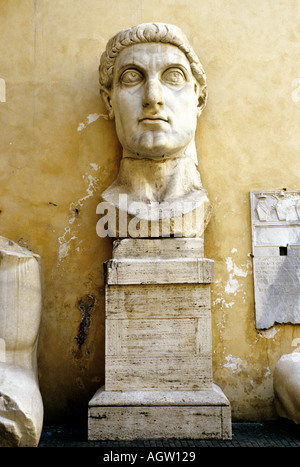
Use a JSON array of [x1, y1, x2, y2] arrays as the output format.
[[142, 79, 164, 108]]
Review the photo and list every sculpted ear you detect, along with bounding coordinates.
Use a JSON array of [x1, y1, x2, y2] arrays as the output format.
[[101, 89, 114, 119], [195, 83, 207, 117]]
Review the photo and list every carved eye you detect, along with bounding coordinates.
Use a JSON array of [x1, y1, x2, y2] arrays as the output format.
[[162, 68, 186, 85], [120, 69, 143, 85]]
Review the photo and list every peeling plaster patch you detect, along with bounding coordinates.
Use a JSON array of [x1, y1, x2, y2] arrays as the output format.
[[58, 235, 77, 261], [77, 113, 108, 131], [225, 256, 251, 295], [79, 174, 98, 201], [213, 296, 234, 310], [0, 78, 6, 102], [213, 294, 234, 330], [225, 277, 240, 295], [57, 173, 99, 266], [257, 328, 278, 339], [242, 291, 248, 304], [224, 355, 246, 374], [264, 367, 271, 376], [226, 257, 249, 278], [213, 257, 252, 327]]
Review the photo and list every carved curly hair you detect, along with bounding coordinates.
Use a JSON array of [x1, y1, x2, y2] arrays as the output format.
[[99, 22, 207, 112]]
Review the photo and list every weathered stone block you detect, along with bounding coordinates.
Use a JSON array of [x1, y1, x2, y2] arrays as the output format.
[[112, 238, 204, 259], [105, 283, 212, 390], [105, 355, 212, 391], [105, 283, 211, 319], [88, 385, 232, 440], [105, 257, 214, 285]]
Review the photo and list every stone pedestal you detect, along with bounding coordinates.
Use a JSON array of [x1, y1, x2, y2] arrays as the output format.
[[88, 238, 231, 440]]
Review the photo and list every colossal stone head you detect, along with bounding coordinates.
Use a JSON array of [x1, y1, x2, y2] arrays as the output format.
[[97, 23, 212, 238], [99, 23, 207, 161]]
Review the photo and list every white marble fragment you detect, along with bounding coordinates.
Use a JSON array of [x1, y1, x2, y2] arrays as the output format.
[[250, 190, 300, 329], [274, 353, 300, 424], [0, 236, 43, 447]]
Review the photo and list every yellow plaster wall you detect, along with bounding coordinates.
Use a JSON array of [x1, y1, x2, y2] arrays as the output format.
[[1, 0, 300, 422]]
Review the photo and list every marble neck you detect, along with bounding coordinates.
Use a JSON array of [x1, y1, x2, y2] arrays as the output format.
[[115, 149, 203, 203]]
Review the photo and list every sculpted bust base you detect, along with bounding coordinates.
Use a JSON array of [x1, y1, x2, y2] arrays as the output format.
[[101, 156, 211, 238]]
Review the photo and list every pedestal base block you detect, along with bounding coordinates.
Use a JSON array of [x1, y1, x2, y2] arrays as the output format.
[[88, 385, 232, 440]]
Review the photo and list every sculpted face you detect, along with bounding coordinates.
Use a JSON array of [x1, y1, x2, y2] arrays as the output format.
[[104, 42, 202, 159]]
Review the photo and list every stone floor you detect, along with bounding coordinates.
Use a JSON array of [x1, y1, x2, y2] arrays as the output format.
[[38, 420, 300, 447]]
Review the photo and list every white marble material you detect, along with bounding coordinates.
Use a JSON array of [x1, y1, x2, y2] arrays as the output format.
[[112, 237, 204, 258], [88, 238, 231, 440], [97, 23, 212, 238], [250, 190, 300, 329], [89, 385, 231, 440], [105, 257, 214, 285], [0, 237, 43, 447], [274, 353, 300, 424]]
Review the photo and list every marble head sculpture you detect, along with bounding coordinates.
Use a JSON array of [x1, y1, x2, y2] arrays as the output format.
[[97, 22, 212, 238]]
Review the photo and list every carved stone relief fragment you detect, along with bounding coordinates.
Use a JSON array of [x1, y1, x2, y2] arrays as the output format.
[[250, 190, 300, 329]]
